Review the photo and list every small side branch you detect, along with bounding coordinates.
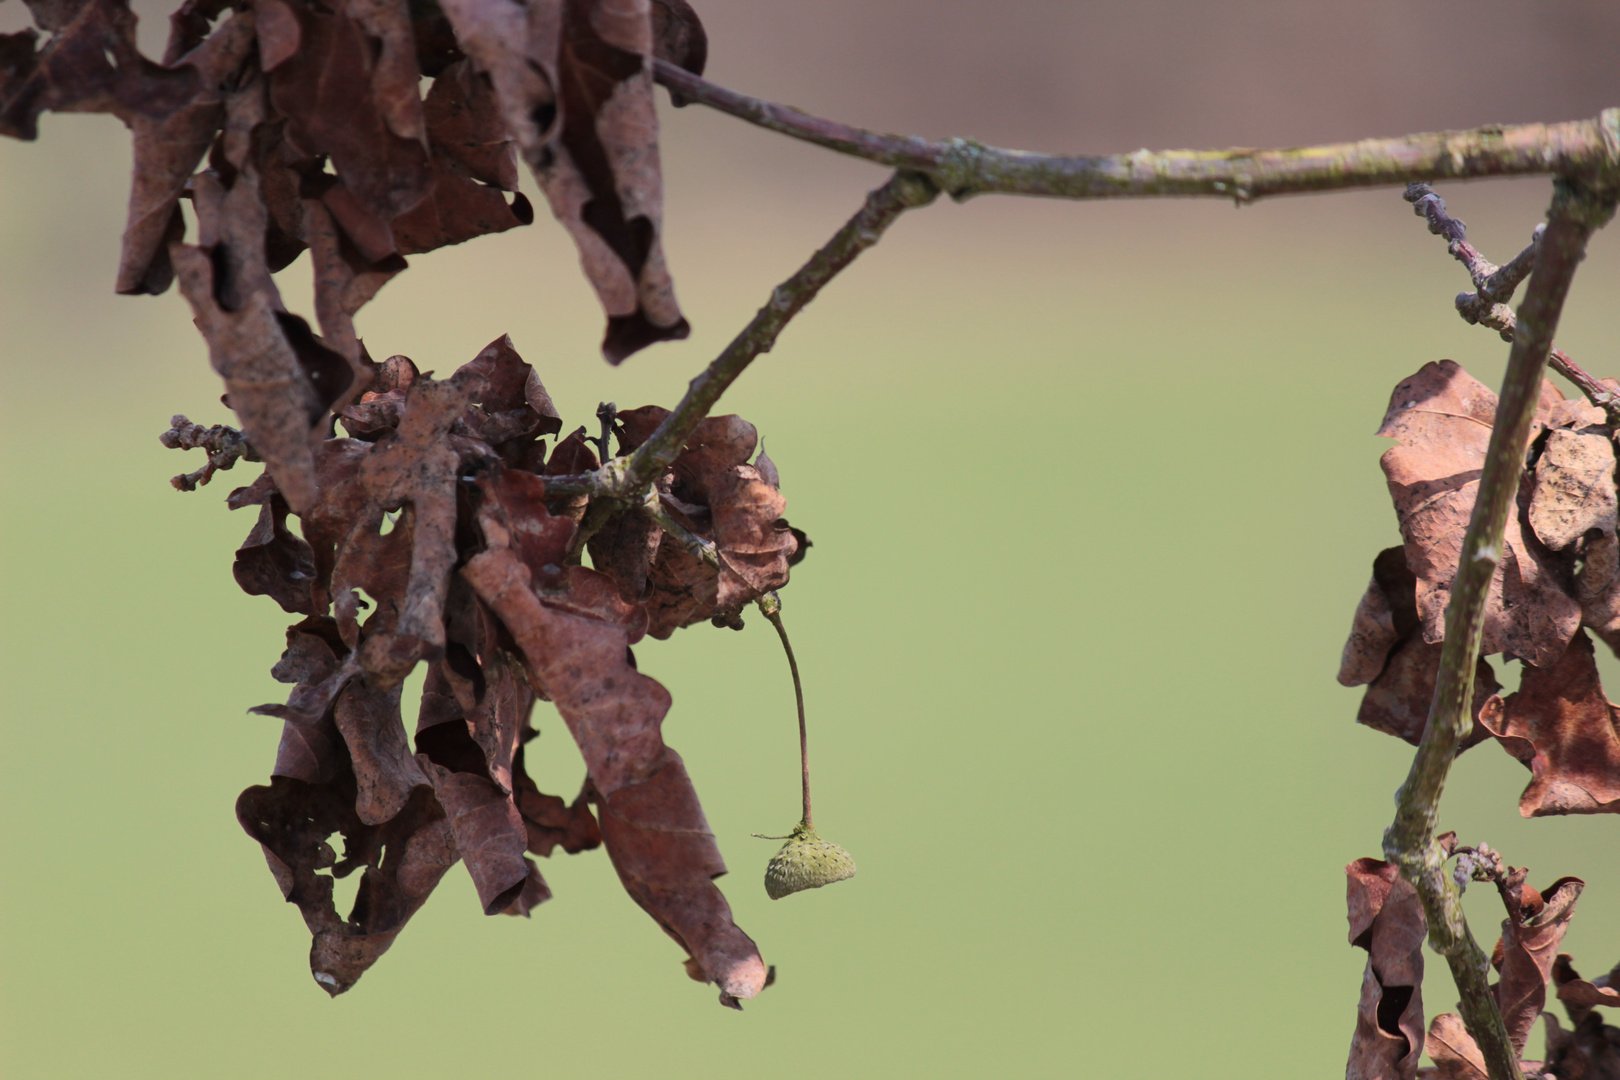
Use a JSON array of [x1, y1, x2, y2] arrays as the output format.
[[616, 170, 939, 493], [1383, 178, 1617, 1080], [1404, 183, 1617, 418], [656, 62, 1620, 203], [160, 414, 260, 491]]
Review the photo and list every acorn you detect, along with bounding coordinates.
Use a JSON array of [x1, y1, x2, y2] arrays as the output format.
[[762, 821, 856, 900], [754, 592, 857, 900]]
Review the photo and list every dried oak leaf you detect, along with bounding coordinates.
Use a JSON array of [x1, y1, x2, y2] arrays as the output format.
[[117, 11, 255, 295], [1377, 360, 1578, 669], [1546, 957, 1620, 1080], [1424, 1013, 1488, 1080], [234, 492, 319, 615], [237, 766, 455, 996], [1556, 955, 1620, 1013], [649, 0, 705, 78], [543, 427, 599, 523], [252, 615, 361, 727], [338, 354, 418, 440], [459, 334, 564, 452], [1480, 630, 1620, 816], [1543, 1011, 1620, 1080], [1340, 546, 1499, 749], [1346, 858, 1426, 1080], [391, 58, 534, 256], [262, 0, 431, 255], [0, 0, 198, 141], [611, 407, 799, 637], [1493, 874, 1585, 1057], [323, 367, 488, 686], [414, 660, 532, 913], [171, 75, 354, 512], [462, 525, 767, 1005], [334, 677, 429, 826], [436, 0, 689, 362], [303, 198, 404, 368]]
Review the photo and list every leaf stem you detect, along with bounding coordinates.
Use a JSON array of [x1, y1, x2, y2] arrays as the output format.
[[655, 61, 1620, 203], [1382, 177, 1617, 1080], [758, 593, 811, 829]]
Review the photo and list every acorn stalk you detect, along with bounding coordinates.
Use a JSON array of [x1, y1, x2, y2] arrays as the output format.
[[754, 593, 856, 899]]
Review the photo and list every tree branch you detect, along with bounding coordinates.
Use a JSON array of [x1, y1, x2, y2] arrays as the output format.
[[598, 169, 937, 501], [656, 61, 1620, 203], [1383, 177, 1617, 1080], [1403, 183, 1618, 420]]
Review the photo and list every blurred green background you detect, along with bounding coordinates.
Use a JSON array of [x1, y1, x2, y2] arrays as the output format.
[[3, 1, 1619, 1076]]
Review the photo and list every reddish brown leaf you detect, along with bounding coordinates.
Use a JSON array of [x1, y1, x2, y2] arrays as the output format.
[[609, 409, 797, 636], [1376, 360, 1579, 669], [1547, 957, 1620, 1080], [237, 758, 454, 996], [233, 493, 319, 615], [252, 616, 360, 728], [1556, 955, 1620, 1012], [592, 751, 768, 1009], [171, 75, 350, 512], [462, 541, 767, 1004], [649, 0, 706, 76], [1480, 631, 1620, 815], [323, 367, 489, 685], [1340, 547, 1407, 688], [1542, 1012, 1620, 1080], [1494, 875, 1584, 1055], [265, 0, 430, 237], [1342, 548, 1499, 748], [304, 198, 403, 370], [1346, 858, 1426, 1080], [391, 60, 534, 255], [334, 678, 429, 826], [419, 761, 529, 914], [116, 11, 254, 295], [0, 0, 198, 140], [459, 335, 564, 449], [436, 0, 688, 362], [514, 764, 602, 857], [421, 58, 521, 189], [338, 355, 418, 441], [1358, 636, 1501, 749], [543, 428, 599, 523], [1425, 1013, 1488, 1080]]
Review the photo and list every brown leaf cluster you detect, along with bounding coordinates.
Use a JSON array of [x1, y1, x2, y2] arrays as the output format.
[[216, 335, 805, 1003], [1342, 361, 1620, 817], [1419, 868, 1587, 1080], [6, 0, 702, 508], [1347, 844, 1598, 1080]]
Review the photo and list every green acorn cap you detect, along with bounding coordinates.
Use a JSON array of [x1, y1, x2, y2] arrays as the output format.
[[763, 822, 856, 900]]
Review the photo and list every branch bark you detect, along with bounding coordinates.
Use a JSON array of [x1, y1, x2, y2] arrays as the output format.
[[656, 61, 1620, 203], [1382, 177, 1618, 1080]]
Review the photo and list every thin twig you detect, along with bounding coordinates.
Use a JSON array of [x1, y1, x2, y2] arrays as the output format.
[[159, 414, 260, 491], [611, 170, 938, 495], [1403, 183, 1618, 419], [656, 61, 1620, 203], [1384, 177, 1618, 1080], [640, 488, 717, 568], [757, 592, 811, 829], [552, 172, 936, 550]]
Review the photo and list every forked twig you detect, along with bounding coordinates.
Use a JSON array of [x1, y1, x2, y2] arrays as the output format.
[[1404, 182, 1618, 420]]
